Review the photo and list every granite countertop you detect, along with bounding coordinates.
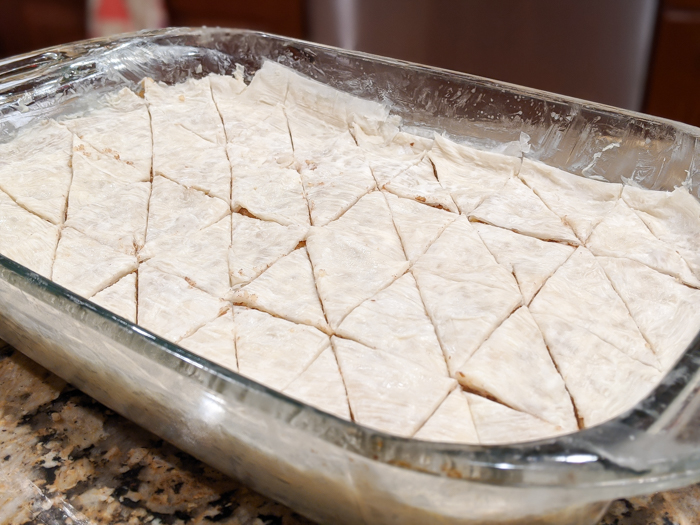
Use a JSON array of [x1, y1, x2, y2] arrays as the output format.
[[1, 341, 699, 525]]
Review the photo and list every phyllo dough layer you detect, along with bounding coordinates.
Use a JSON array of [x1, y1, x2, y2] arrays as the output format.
[[3, 61, 698, 446]]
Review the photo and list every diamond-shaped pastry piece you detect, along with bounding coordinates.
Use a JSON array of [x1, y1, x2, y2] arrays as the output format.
[[429, 134, 520, 215], [456, 306, 578, 432], [519, 158, 621, 243], [53, 227, 137, 299], [0, 189, 59, 278], [0, 120, 72, 225], [466, 394, 569, 444], [235, 306, 330, 391], [306, 191, 408, 329], [414, 389, 479, 444], [283, 347, 351, 420], [473, 222, 574, 304], [599, 256, 700, 371], [622, 186, 700, 282], [91, 272, 136, 323], [180, 311, 237, 372], [332, 336, 456, 437], [229, 247, 330, 334], [413, 216, 522, 373], [138, 265, 229, 342], [470, 176, 579, 245], [336, 273, 447, 376]]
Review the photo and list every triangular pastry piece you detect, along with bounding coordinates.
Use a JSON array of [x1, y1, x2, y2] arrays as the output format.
[[306, 191, 408, 328], [415, 269, 524, 375], [456, 306, 578, 432], [144, 175, 230, 246], [224, 107, 294, 167], [66, 139, 150, 255], [229, 247, 330, 334], [518, 159, 622, 242], [336, 273, 448, 376], [144, 75, 226, 148], [473, 223, 574, 304], [384, 192, 456, 263], [149, 120, 229, 201], [599, 256, 700, 371], [280, 61, 389, 153], [241, 60, 290, 106], [298, 132, 376, 226], [530, 312, 661, 427], [227, 119, 295, 168], [212, 69, 270, 108], [352, 125, 453, 209], [231, 163, 309, 227], [235, 306, 330, 391], [428, 135, 519, 214], [63, 87, 152, 179], [352, 124, 429, 187], [284, 67, 389, 133], [384, 156, 458, 212], [412, 217, 522, 373], [53, 227, 138, 299], [0, 190, 59, 278], [229, 213, 308, 288], [139, 216, 231, 298], [282, 347, 351, 420], [210, 73, 250, 138], [90, 272, 136, 322], [285, 104, 346, 154], [622, 186, 700, 281], [470, 176, 579, 245], [71, 136, 146, 184], [145, 77, 231, 201], [466, 394, 568, 444], [211, 74, 294, 166], [332, 337, 457, 437], [137, 265, 229, 342], [413, 388, 479, 444], [179, 311, 237, 372], [362, 149, 419, 188], [209, 74, 247, 116], [0, 120, 72, 225], [587, 199, 700, 287], [529, 247, 659, 369]]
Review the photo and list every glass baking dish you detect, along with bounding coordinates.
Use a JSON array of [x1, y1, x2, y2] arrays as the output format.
[[1, 27, 700, 525]]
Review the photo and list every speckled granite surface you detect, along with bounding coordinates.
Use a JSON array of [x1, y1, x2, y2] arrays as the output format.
[[1, 340, 699, 525]]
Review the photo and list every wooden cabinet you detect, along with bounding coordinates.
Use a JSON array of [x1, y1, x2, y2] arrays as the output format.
[[165, 0, 303, 38], [645, 0, 700, 126], [0, 0, 303, 59], [0, 0, 86, 58]]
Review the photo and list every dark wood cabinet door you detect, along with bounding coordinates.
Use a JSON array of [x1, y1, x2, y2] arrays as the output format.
[[0, 0, 86, 58], [0, 0, 304, 59], [645, 0, 700, 126], [166, 0, 304, 38]]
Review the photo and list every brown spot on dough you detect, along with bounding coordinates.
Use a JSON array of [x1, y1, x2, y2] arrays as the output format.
[[237, 208, 256, 219]]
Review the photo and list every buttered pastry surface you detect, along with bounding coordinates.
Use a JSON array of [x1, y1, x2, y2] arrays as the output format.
[[2, 62, 700, 444]]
